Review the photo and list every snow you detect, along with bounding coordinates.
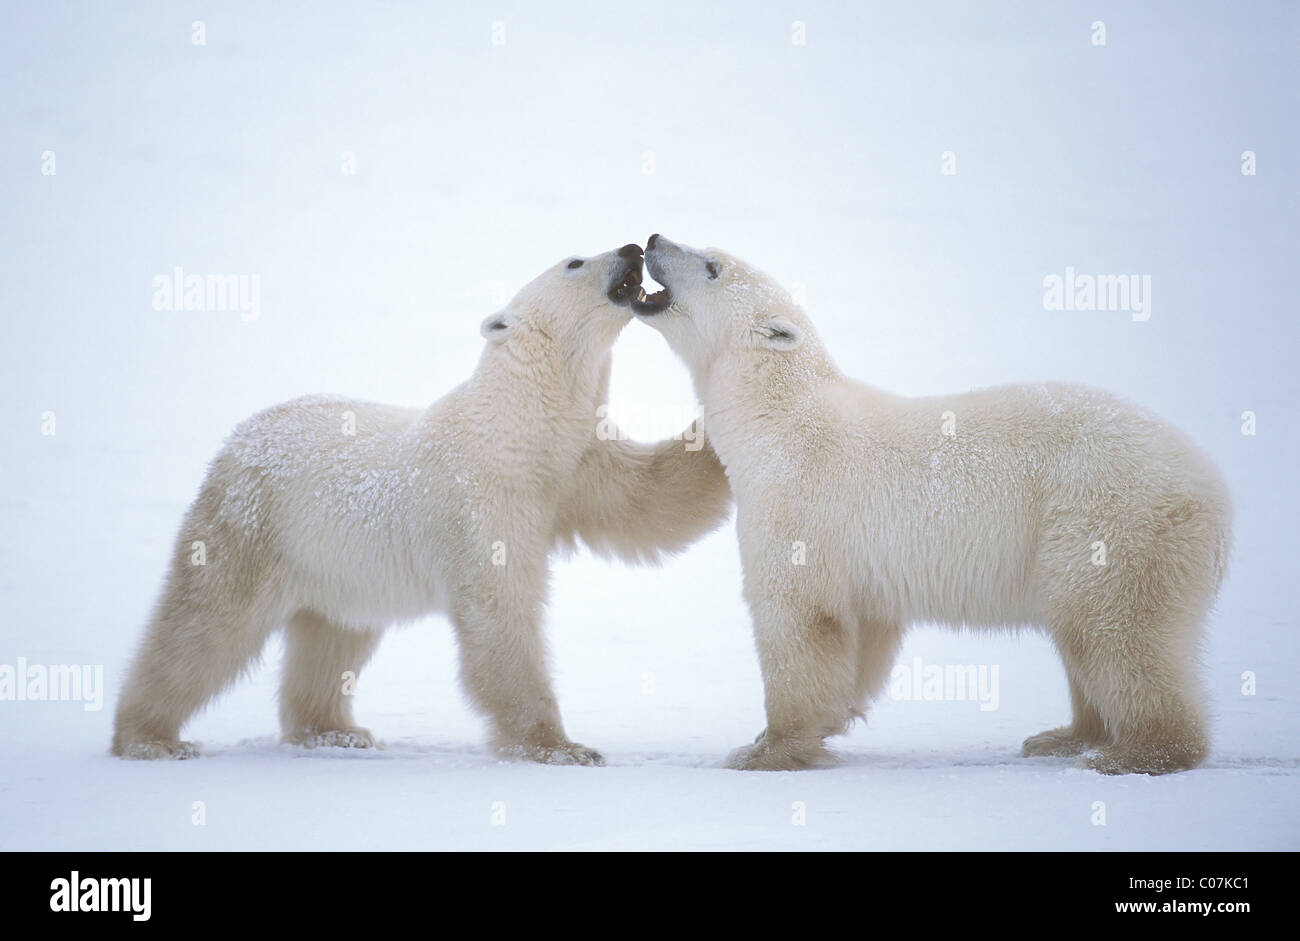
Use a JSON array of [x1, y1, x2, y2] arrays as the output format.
[[1, 0, 1297, 850]]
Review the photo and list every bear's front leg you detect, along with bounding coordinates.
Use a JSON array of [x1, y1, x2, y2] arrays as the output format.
[[724, 589, 859, 771], [448, 560, 603, 767]]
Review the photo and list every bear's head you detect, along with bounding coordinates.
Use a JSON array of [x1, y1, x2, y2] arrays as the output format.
[[479, 243, 644, 369], [631, 235, 817, 388]]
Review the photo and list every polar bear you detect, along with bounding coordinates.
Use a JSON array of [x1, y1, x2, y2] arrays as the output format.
[[632, 234, 1230, 775], [112, 243, 731, 764]]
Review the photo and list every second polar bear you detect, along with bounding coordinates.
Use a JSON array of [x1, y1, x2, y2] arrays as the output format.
[[112, 243, 731, 764], [633, 234, 1230, 775]]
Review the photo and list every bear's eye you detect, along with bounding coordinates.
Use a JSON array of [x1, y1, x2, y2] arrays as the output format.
[[705, 261, 721, 279], [566, 259, 584, 269]]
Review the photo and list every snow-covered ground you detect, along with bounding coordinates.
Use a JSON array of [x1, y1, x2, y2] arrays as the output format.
[[1, 1, 1297, 850]]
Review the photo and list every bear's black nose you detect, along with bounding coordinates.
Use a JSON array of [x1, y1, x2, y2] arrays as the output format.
[[618, 243, 642, 259], [647, 233, 660, 250]]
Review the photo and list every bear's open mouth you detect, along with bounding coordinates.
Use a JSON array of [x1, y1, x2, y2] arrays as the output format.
[[633, 246, 672, 315], [631, 285, 672, 315], [607, 263, 643, 305]]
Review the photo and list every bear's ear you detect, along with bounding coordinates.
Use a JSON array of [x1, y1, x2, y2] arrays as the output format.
[[480, 310, 514, 341], [753, 318, 802, 351]]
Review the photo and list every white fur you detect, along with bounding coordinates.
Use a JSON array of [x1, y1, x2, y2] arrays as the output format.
[[636, 236, 1230, 774], [112, 246, 731, 763]]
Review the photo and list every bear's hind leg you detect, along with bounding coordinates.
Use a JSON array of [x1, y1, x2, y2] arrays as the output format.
[[112, 566, 280, 759], [1054, 615, 1207, 775], [279, 610, 383, 748], [1040, 492, 1223, 774], [1022, 670, 1110, 758]]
